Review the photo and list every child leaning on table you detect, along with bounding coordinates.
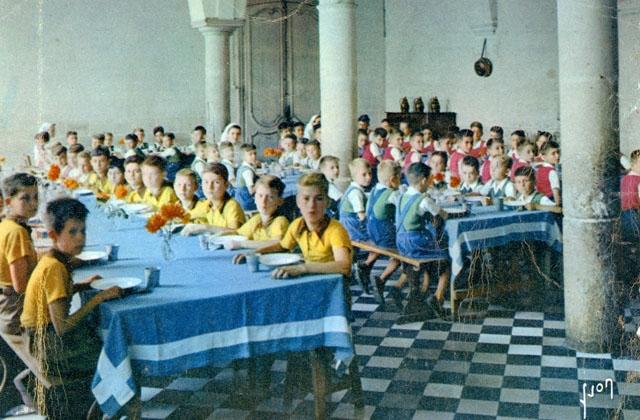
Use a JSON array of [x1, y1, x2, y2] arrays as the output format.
[[226, 175, 290, 250], [87, 146, 112, 195], [233, 172, 352, 279], [0, 173, 39, 334], [459, 155, 483, 195], [174, 168, 201, 218], [509, 136, 535, 181], [20, 198, 123, 418], [481, 137, 505, 184], [513, 167, 561, 213], [123, 155, 146, 203], [479, 154, 516, 204], [140, 155, 178, 210]]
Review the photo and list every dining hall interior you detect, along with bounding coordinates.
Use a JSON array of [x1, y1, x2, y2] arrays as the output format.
[[0, 0, 640, 419]]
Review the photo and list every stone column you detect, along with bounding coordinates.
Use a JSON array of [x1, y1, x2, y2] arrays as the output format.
[[558, 0, 620, 352], [199, 26, 233, 140], [318, 0, 357, 181]]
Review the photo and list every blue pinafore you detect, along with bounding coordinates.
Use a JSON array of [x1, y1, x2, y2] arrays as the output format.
[[366, 187, 396, 248], [395, 193, 448, 260], [235, 164, 257, 211], [339, 185, 370, 242]]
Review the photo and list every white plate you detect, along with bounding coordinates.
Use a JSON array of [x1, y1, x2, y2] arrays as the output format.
[[442, 190, 462, 197], [77, 250, 108, 262], [464, 196, 484, 202], [444, 206, 467, 214], [73, 188, 94, 196], [259, 253, 302, 267], [122, 203, 152, 214], [209, 235, 247, 246], [91, 277, 142, 290], [503, 200, 527, 207]]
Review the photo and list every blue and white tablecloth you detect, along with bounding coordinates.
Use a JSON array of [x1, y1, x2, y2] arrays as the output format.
[[445, 210, 562, 286], [74, 198, 352, 416]]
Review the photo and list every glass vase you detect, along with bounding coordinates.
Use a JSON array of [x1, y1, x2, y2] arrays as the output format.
[[161, 228, 176, 261]]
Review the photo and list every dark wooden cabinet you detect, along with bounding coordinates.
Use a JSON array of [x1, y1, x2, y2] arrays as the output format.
[[385, 112, 457, 139]]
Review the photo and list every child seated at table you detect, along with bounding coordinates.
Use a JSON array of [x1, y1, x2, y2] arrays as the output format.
[[339, 158, 372, 241], [219, 141, 237, 186], [481, 137, 504, 184], [480, 155, 516, 202], [449, 129, 473, 179], [383, 132, 405, 163], [294, 137, 307, 166], [141, 155, 178, 210], [235, 143, 259, 211], [536, 140, 562, 206], [107, 158, 126, 195], [123, 133, 144, 159], [403, 132, 425, 172], [459, 155, 483, 194], [621, 150, 640, 242], [303, 140, 322, 170], [509, 130, 526, 160], [20, 197, 122, 418], [90, 133, 105, 150], [362, 127, 387, 168], [124, 155, 145, 203], [396, 163, 450, 318], [190, 140, 208, 178], [320, 155, 343, 203], [233, 173, 351, 279], [356, 129, 369, 157], [33, 131, 51, 169], [359, 161, 404, 304], [174, 168, 200, 218], [490, 125, 504, 141], [77, 151, 93, 186], [88, 146, 112, 194], [509, 137, 534, 180], [206, 143, 221, 164], [428, 151, 449, 192], [421, 125, 436, 154], [278, 134, 298, 167], [514, 167, 559, 210], [0, 173, 39, 334], [469, 121, 487, 159], [184, 163, 245, 233], [53, 145, 71, 179], [66, 144, 85, 180], [227, 176, 289, 249]]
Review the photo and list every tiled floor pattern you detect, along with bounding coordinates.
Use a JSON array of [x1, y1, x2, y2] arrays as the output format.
[[129, 272, 640, 420]]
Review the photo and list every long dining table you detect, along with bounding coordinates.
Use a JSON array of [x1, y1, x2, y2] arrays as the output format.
[[72, 195, 354, 417]]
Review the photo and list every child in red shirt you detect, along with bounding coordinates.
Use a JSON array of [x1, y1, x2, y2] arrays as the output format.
[[509, 137, 534, 181], [621, 150, 640, 242], [449, 129, 473, 179], [535, 140, 561, 205], [481, 138, 505, 184]]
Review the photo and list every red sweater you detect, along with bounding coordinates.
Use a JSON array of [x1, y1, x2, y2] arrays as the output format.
[[509, 159, 530, 181], [621, 172, 640, 210], [535, 164, 556, 198], [449, 150, 466, 179]]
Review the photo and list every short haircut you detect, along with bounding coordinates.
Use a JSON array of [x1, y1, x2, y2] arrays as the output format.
[[109, 157, 124, 172], [319, 155, 339, 169], [373, 127, 388, 138], [195, 140, 208, 149], [411, 131, 424, 140], [164, 132, 175, 141], [134, 127, 145, 133], [240, 143, 257, 153], [53, 144, 67, 156], [153, 126, 165, 135], [421, 124, 432, 131], [511, 129, 526, 138], [66, 131, 77, 137], [490, 125, 503, 136], [277, 122, 292, 131], [448, 125, 460, 133], [443, 131, 457, 141], [255, 175, 286, 197], [349, 158, 371, 174], [142, 155, 167, 172], [486, 137, 504, 148], [202, 162, 229, 181], [92, 133, 106, 142], [44, 197, 88, 234], [175, 168, 198, 184], [78, 151, 91, 160], [470, 121, 483, 131], [493, 154, 512, 169], [69, 144, 85, 154], [306, 139, 321, 149], [105, 132, 113, 137], [406, 162, 431, 185], [298, 137, 309, 145], [541, 140, 560, 155], [124, 155, 143, 166], [193, 125, 206, 134], [91, 145, 111, 158], [357, 128, 368, 137], [516, 137, 532, 152], [459, 129, 474, 139], [381, 118, 389, 123], [377, 160, 402, 184], [631, 150, 640, 164], [461, 155, 480, 172], [298, 172, 329, 197], [35, 131, 50, 143], [125, 133, 138, 143], [430, 151, 448, 166], [219, 141, 234, 152], [358, 114, 370, 123], [2, 173, 38, 198], [283, 133, 297, 144], [292, 121, 305, 128], [388, 132, 402, 144], [514, 166, 536, 182]]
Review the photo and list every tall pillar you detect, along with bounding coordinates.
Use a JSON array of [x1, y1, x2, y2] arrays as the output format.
[[318, 0, 357, 181], [558, 0, 620, 352], [199, 26, 233, 140]]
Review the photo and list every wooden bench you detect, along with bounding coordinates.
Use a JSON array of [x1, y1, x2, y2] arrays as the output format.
[[351, 240, 447, 323]]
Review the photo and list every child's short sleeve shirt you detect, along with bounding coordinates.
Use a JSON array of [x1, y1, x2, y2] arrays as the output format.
[[142, 186, 178, 211], [345, 183, 367, 213], [0, 219, 37, 288], [192, 198, 246, 228], [280, 217, 351, 263], [237, 214, 289, 241]]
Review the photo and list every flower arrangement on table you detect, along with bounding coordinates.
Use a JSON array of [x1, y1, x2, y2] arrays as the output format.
[[62, 178, 79, 190], [449, 176, 461, 189], [145, 203, 190, 261], [113, 184, 129, 200], [47, 164, 60, 181], [263, 147, 283, 158]]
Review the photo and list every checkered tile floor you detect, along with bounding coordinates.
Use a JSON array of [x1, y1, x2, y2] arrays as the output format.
[[124, 269, 640, 420]]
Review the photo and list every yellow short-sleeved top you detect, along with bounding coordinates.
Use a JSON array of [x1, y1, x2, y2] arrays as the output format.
[[141, 186, 178, 211], [190, 197, 246, 228], [87, 173, 113, 195], [236, 214, 289, 241], [280, 217, 352, 263], [0, 219, 37, 287], [125, 188, 145, 203], [21, 253, 72, 329]]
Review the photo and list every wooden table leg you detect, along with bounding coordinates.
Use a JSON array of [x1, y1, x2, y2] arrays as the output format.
[[310, 349, 327, 420]]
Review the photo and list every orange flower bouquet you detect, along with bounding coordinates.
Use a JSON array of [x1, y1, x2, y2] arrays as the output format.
[[47, 164, 61, 181], [114, 184, 129, 200], [433, 172, 445, 183], [263, 147, 283, 158], [449, 176, 461, 189], [63, 178, 79, 190], [145, 203, 190, 260]]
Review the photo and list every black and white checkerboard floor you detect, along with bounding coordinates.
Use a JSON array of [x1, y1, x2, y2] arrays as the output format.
[[126, 274, 640, 420]]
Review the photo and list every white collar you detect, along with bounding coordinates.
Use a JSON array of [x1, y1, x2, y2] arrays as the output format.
[[406, 186, 422, 195], [349, 181, 366, 192], [492, 178, 509, 189]]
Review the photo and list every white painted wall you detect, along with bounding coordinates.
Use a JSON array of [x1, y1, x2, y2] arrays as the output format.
[[618, 2, 640, 155], [384, 0, 560, 138], [356, 0, 385, 125]]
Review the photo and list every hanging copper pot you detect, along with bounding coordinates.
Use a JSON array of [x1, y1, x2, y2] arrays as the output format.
[[474, 38, 493, 77]]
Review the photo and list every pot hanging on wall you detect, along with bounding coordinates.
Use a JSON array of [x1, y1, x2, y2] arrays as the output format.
[[474, 38, 493, 77]]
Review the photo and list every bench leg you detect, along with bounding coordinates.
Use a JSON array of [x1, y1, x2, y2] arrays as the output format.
[[310, 350, 327, 420], [13, 368, 34, 409], [348, 358, 364, 409]]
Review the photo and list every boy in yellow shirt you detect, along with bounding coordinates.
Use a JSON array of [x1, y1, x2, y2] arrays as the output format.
[[87, 146, 113, 194], [234, 172, 351, 278], [173, 168, 201, 219], [183, 163, 245, 234], [226, 175, 289, 249], [21, 197, 121, 418], [124, 155, 146, 203], [141, 155, 178, 210], [0, 173, 39, 334]]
